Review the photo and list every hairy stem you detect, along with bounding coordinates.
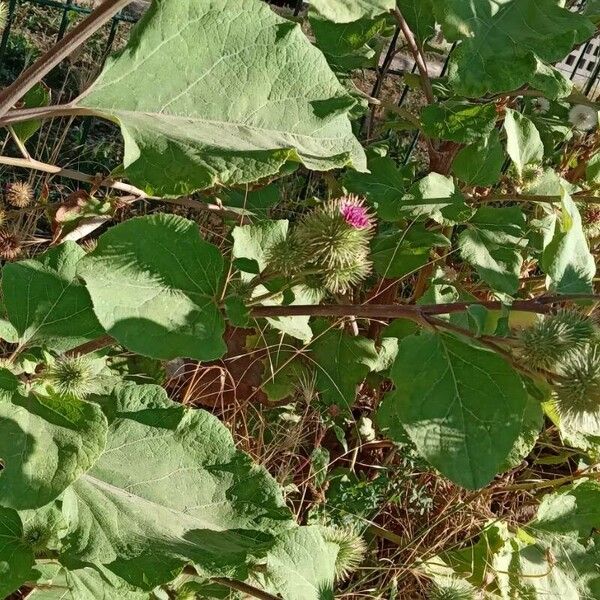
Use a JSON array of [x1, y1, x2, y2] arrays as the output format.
[[0, 105, 97, 127], [0, 154, 237, 216], [210, 578, 282, 600], [391, 8, 435, 104], [249, 295, 598, 319], [0, 154, 151, 197]]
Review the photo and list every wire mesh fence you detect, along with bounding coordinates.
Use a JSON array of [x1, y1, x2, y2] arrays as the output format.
[[0, 0, 599, 164]]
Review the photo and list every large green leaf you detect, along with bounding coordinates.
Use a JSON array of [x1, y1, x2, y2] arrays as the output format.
[[496, 483, 600, 599], [61, 383, 293, 587], [309, 0, 395, 23], [232, 220, 317, 342], [458, 206, 527, 296], [420, 102, 497, 144], [496, 534, 600, 599], [310, 14, 391, 74], [504, 109, 544, 176], [2, 242, 103, 350], [311, 320, 378, 412], [400, 173, 473, 225], [218, 183, 281, 218], [27, 561, 151, 600], [500, 395, 544, 471], [251, 527, 338, 600], [585, 0, 600, 24], [0, 508, 36, 598], [78, 214, 226, 361], [428, 484, 600, 597], [396, 0, 436, 44], [12, 83, 50, 144], [377, 332, 528, 489], [435, 0, 594, 97], [533, 480, 600, 540], [343, 152, 410, 222], [76, 0, 366, 197], [371, 224, 450, 279], [0, 369, 107, 510], [542, 191, 596, 294], [452, 129, 505, 187]]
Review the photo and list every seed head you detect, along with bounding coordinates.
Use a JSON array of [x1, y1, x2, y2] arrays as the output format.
[[428, 577, 475, 600], [294, 198, 373, 267], [5, 181, 34, 208], [291, 197, 374, 294], [518, 310, 597, 370], [554, 344, 600, 435], [569, 104, 598, 132], [531, 97, 550, 114], [580, 203, 600, 240], [266, 236, 304, 277], [321, 526, 366, 581], [321, 260, 372, 295], [520, 163, 544, 189], [81, 238, 98, 253], [0, 229, 22, 260], [44, 355, 101, 399]]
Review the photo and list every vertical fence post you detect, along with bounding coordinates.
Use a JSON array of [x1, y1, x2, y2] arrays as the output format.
[[402, 42, 456, 165], [56, 0, 74, 41], [362, 26, 400, 139], [0, 0, 19, 68]]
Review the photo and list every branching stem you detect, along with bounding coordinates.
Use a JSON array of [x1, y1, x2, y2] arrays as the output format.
[[0, 0, 134, 118], [391, 8, 435, 104]]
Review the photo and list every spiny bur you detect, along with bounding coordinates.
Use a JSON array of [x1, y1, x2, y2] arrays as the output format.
[[267, 195, 375, 295], [321, 526, 366, 581], [580, 203, 600, 240], [293, 196, 373, 270], [518, 310, 597, 370], [5, 181, 34, 208], [554, 343, 600, 435], [520, 163, 544, 189], [428, 577, 476, 600], [44, 355, 101, 400], [0, 229, 22, 260], [265, 236, 304, 278]]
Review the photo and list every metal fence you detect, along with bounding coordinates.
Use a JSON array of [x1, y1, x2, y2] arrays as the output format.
[[0, 0, 599, 160]]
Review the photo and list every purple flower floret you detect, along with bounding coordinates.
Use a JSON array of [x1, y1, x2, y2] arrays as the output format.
[[339, 195, 373, 230]]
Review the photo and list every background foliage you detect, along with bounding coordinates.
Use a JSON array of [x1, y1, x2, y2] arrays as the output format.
[[1, 0, 600, 598]]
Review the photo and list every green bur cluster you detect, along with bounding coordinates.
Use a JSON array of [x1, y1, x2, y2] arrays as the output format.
[[519, 309, 597, 370], [428, 577, 475, 600], [267, 196, 374, 295], [519, 310, 600, 434], [43, 355, 103, 399], [321, 526, 367, 581], [555, 343, 600, 435]]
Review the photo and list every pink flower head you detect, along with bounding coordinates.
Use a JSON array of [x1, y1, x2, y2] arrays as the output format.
[[339, 195, 373, 230]]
